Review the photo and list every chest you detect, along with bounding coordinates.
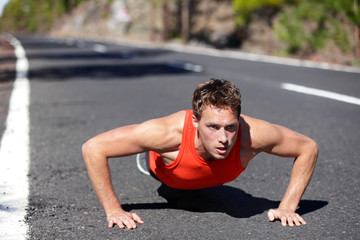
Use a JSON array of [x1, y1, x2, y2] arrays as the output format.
[[160, 150, 180, 165], [159, 147, 254, 169]]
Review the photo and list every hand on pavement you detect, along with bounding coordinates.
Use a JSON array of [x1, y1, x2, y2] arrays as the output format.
[[267, 208, 306, 227], [107, 209, 144, 229]]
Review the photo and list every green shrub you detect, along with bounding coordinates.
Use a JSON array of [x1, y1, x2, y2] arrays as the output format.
[[274, 0, 352, 55], [232, 0, 284, 26], [0, 0, 89, 32]]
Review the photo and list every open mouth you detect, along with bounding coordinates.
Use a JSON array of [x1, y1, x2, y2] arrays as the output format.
[[216, 147, 228, 154]]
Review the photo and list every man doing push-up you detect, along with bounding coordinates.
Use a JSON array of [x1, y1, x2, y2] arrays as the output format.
[[82, 78, 318, 229]]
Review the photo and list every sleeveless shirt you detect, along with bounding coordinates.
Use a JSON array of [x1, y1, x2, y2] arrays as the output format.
[[149, 110, 245, 189]]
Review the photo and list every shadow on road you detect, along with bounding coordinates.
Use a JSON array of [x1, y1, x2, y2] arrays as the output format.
[[122, 184, 328, 219], [29, 62, 192, 81], [10, 35, 196, 81], [25, 49, 172, 61]]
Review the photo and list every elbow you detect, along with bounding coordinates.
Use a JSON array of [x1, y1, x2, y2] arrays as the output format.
[[307, 138, 319, 164], [82, 140, 92, 164], [311, 139, 319, 157], [82, 140, 90, 160], [82, 138, 100, 165]]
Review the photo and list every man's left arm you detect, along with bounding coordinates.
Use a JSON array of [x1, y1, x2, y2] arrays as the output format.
[[253, 120, 319, 227]]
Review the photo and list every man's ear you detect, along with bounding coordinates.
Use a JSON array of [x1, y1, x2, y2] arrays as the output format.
[[192, 114, 199, 128]]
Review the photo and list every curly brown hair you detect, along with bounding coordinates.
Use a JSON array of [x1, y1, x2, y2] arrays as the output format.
[[192, 78, 242, 120]]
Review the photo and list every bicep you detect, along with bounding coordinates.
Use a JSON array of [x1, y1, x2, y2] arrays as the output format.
[[269, 125, 312, 157], [88, 114, 181, 158], [88, 124, 147, 158]]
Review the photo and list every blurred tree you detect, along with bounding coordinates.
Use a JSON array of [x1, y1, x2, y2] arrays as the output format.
[[0, 0, 28, 31], [232, 0, 284, 47], [233, 0, 284, 26], [355, 0, 360, 60], [325, 0, 359, 59], [274, 0, 355, 57], [148, 0, 188, 42], [147, 0, 171, 41], [0, 0, 87, 32], [162, 1, 170, 41], [346, 0, 360, 60], [181, 0, 190, 43], [1, 0, 358, 62]]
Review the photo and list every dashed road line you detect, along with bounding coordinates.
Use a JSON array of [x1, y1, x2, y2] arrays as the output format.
[[93, 44, 107, 53], [281, 83, 360, 106], [166, 61, 203, 72]]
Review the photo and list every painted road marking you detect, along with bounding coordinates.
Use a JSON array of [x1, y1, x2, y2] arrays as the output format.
[[281, 83, 360, 106], [136, 154, 150, 176], [93, 44, 107, 53], [0, 35, 30, 240], [166, 61, 203, 72]]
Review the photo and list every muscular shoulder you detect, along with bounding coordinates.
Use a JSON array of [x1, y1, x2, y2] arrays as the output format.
[[134, 110, 186, 152], [240, 114, 315, 157], [239, 114, 281, 153]]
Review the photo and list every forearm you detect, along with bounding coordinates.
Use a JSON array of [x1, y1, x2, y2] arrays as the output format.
[[279, 142, 318, 212], [82, 141, 123, 216]]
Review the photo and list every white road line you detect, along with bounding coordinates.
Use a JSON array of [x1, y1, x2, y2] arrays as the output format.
[[166, 61, 203, 72], [136, 154, 150, 176], [93, 44, 107, 53], [281, 83, 360, 106], [0, 35, 30, 239]]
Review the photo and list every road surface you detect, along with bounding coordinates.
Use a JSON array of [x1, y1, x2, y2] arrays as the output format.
[[1, 34, 359, 239]]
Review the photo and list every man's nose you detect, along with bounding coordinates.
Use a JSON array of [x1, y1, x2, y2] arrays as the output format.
[[218, 128, 228, 144]]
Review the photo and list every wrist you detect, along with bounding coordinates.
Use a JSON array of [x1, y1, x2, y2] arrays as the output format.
[[278, 202, 297, 212], [106, 207, 124, 217], [102, 199, 123, 217]]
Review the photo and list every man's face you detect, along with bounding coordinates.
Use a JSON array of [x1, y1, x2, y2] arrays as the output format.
[[192, 105, 239, 161]]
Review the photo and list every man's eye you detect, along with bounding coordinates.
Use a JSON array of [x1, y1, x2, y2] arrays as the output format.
[[226, 125, 236, 131], [209, 125, 218, 130]]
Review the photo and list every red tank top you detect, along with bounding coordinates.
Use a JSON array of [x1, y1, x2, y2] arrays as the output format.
[[149, 110, 245, 189]]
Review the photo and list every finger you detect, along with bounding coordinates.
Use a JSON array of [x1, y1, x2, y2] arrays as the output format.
[[108, 219, 114, 228], [297, 215, 307, 225], [293, 216, 301, 226], [281, 216, 287, 227], [267, 210, 276, 222], [132, 213, 144, 224], [123, 219, 136, 229], [287, 217, 294, 227], [117, 221, 125, 229]]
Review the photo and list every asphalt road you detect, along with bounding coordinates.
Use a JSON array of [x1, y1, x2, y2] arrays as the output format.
[[2, 34, 360, 239]]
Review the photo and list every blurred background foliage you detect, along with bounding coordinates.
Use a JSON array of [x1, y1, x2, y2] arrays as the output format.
[[273, 0, 356, 54], [0, 0, 359, 64], [0, 0, 86, 32], [233, 0, 359, 57]]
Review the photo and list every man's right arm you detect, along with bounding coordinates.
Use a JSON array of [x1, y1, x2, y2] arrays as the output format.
[[82, 125, 146, 229], [81, 111, 185, 229]]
